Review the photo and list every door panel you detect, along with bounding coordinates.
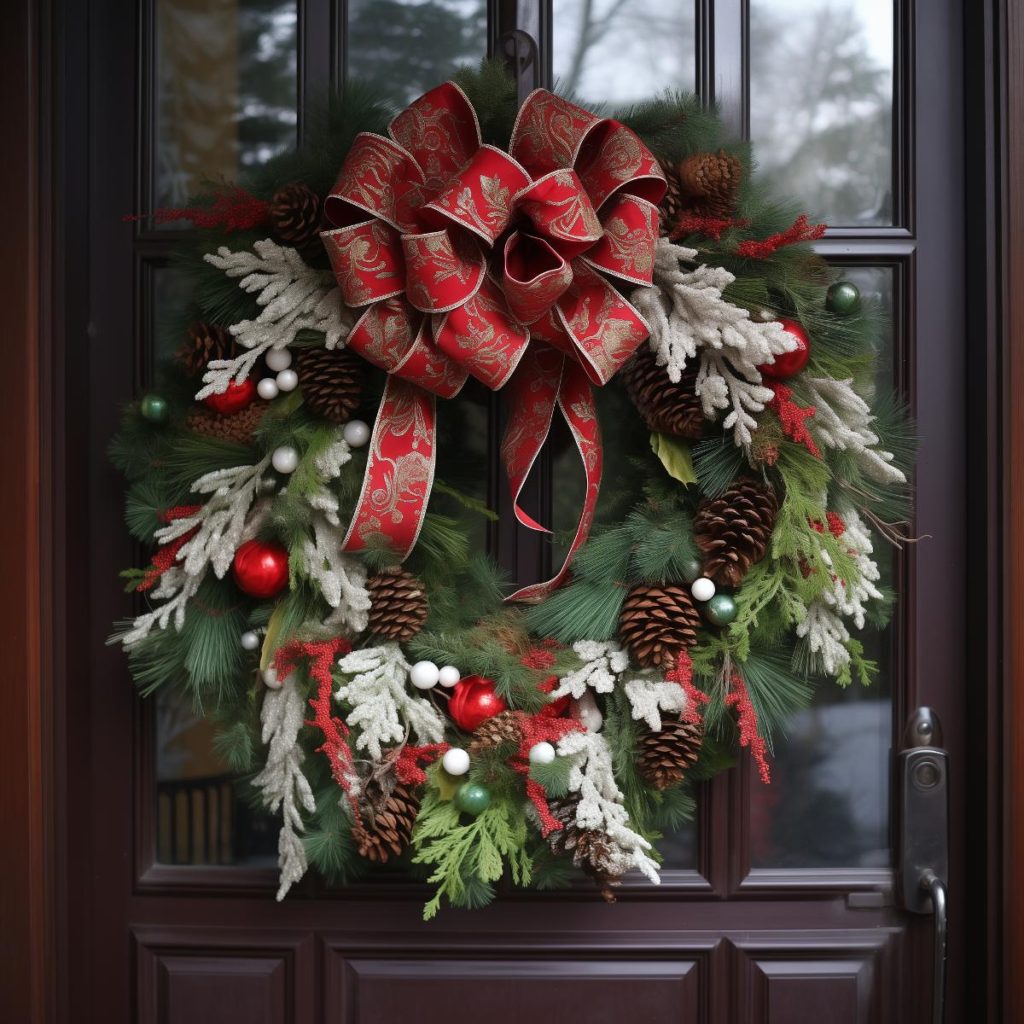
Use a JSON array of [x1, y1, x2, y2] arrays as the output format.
[[69, 0, 966, 1020]]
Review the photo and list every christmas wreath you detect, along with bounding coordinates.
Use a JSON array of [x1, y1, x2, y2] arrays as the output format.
[[112, 62, 912, 916]]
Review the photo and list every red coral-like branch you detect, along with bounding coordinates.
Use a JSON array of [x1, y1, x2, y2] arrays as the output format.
[[669, 212, 750, 242], [667, 650, 711, 725], [136, 505, 202, 592], [394, 743, 450, 787], [272, 638, 356, 808], [735, 213, 826, 259], [125, 184, 271, 233], [507, 712, 584, 837], [725, 672, 772, 784], [769, 383, 822, 458]]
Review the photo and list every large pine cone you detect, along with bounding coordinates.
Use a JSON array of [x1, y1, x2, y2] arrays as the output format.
[[547, 798, 621, 903], [365, 567, 428, 642], [296, 347, 363, 424], [694, 478, 779, 586], [658, 157, 686, 231], [186, 402, 265, 446], [177, 322, 235, 378], [638, 718, 703, 790], [678, 150, 743, 220], [467, 711, 523, 756], [352, 773, 421, 864], [270, 182, 323, 251], [619, 584, 701, 669], [622, 344, 704, 438]]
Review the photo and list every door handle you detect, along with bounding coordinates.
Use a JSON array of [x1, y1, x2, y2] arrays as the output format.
[[897, 708, 948, 1024]]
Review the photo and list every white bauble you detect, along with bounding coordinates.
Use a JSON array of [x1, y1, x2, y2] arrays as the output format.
[[438, 665, 461, 688], [276, 368, 298, 392], [240, 630, 261, 651], [262, 666, 282, 689], [441, 747, 470, 776], [271, 445, 299, 474], [257, 377, 279, 400], [691, 576, 716, 602], [528, 741, 556, 766], [409, 660, 441, 690], [573, 691, 603, 733], [265, 347, 292, 372], [343, 419, 371, 447]]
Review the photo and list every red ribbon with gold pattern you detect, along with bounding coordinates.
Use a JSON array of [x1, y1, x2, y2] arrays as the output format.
[[321, 83, 665, 599]]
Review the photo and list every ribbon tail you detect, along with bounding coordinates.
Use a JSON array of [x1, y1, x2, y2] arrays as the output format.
[[341, 377, 436, 560], [505, 354, 602, 604]]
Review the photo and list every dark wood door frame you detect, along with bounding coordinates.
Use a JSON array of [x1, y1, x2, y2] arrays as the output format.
[[2, 0, 1023, 1020]]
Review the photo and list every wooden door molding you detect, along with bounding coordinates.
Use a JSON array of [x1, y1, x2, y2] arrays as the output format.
[[0, 0, 52, 1021], [1000, 0, 1024, 1019]]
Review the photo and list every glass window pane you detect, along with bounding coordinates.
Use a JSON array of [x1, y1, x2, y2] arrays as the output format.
[[155, 689, 278, 865], [749, 0, 894, 226], [750, 266, 897, 869], [155, 0, 298, 208], [553, 0, 696, 106], [347, 0, 488, 109]]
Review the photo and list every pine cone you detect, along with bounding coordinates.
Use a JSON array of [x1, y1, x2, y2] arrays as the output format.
[[176, 322, 235, 378], [622, 344, 704, 437], [619, 583, 701, 670], [269, 182, 323, 251], [678, 150, 743, 220], [352, 770, 421, 864], [694, 478, 779, 586], [296, 347, 364, 424], [658, 157, 685, 232], [186, 402, 266, 446], [638, 718, 703, 790], [547, 798, 621, 903], [467, 711, 523, 756], [365, 567, 428, 642]]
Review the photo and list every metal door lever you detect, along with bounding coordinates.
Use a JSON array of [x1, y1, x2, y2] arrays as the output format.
[[897, 708, 948, 1024]]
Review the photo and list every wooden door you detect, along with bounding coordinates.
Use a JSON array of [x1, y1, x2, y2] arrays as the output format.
[[56, 0, 971, 1020]]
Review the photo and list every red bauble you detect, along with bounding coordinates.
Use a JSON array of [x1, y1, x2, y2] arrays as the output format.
[[204, 377, 257, 415], [232, 539, 290, 598], [538, 674, 571, 718], [758, 319, 811, 379], [448, 676, 508, 731]]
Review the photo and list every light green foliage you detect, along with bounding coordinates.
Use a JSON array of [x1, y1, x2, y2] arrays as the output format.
[[412, 786, 532, 919]]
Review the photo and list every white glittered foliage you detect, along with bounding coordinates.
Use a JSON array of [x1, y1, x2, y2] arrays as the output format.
[[252, 678, 317, 900], [120, 455, 271, 647], [335, 644, 445, 760], [199, 240, 350, 398], [550, 640, 630, 700], [623, 674, 688, 732], [632, 238, 796, 447], [557, 730, 661, 884], [805, 376, 907, 485], [302, 515, 371, 633]]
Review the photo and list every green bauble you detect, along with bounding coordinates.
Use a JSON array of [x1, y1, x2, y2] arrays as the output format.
[[682, 557, 704, 583], [454, 782, 491, 816], [826, 281, 861, 316], [140, 393, 169, 424], [704, 593, 737, 626]]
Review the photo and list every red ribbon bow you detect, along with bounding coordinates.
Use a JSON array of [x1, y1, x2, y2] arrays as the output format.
[[321, 83, 665, 600]]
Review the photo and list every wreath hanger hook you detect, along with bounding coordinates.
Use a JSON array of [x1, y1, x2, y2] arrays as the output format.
[[498, 28, 539, 107]]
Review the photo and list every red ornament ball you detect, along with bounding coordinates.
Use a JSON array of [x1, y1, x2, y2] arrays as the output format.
[[758, 319, 811, 380], [204, 377, 257, 415], [538, 674, 571, 718], [448, 675, 508, 732], [232, 539, 290, 599]]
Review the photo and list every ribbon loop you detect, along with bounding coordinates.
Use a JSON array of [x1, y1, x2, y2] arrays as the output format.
[[322, 81, 665, 598]]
